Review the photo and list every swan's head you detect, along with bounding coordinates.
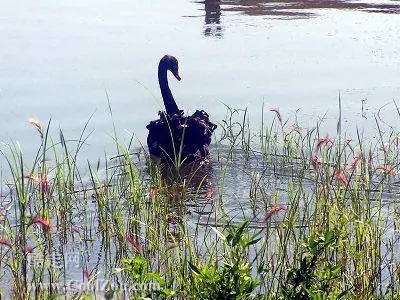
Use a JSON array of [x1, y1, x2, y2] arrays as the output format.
[[161, 55, 181, 81]]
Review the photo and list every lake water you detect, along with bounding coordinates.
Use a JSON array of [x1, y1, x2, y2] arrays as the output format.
[[1, 0, 400, 160]]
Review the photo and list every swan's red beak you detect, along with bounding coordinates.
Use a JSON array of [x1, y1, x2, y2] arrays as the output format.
[[172, 70, 181, 81]]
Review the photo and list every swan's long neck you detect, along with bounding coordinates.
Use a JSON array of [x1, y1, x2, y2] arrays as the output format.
[[158, 64, 180, 115]]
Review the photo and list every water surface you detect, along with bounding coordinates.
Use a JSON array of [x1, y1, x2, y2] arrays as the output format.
[[0, 0, 399, 160]]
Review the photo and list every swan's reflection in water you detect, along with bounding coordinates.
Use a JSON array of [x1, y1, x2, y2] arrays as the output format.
[[148, 157, 216, 247], [151, 157, 214, 194]]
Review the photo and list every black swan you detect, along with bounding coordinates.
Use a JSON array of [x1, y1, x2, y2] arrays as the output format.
[[146, 55, 217, 164]]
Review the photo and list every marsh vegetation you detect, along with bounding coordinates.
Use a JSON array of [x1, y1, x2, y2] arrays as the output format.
[[1, 100, 400, 299]]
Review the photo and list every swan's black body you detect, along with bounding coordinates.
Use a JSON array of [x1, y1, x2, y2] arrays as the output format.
[[146, 55, 216, 163]]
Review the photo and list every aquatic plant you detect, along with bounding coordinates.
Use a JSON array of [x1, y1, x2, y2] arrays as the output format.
[[0, 99, 400, 298]]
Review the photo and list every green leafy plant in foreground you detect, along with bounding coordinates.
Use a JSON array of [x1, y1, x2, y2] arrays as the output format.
[[117, 256, 177, 299], [187, 220, 264, 300], [281, 229, 346, 300]]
